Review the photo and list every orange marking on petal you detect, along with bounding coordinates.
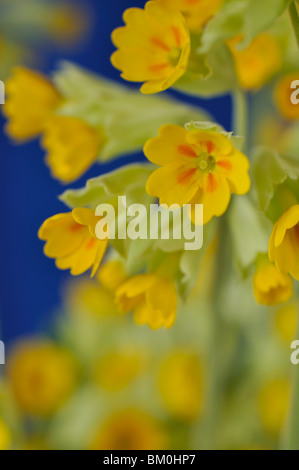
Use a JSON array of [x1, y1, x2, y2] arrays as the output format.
[[206, 173, 217, 193], [206, 141, 215, 154], [148, 63, 169, 72], [171, 27, 181, 47], [217, 160, 232, 171], [177, 168, 196, 185], [150, 37, 170, 52], [70, 222, 83, 233], [86, 237, 97, 249], [178, 145, 197, 157]]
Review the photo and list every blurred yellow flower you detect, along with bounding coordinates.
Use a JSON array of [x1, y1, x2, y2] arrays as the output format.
[[253, 258, 293, 306], [48, 4, 88, 45], [3, 67, 60, 141], [274, 72, 299, 120], [97, 260, 128, 293], [42, 116, 104, 184], [269, 205, 299, 281], [157, 0, 223, 32], [0, 417, 11, 450], [66, 278, 120, 318], [145, 125, 250, 224], [93, 351, 141, 392], [274, 303, 297, 344], [258, 379, 290, 435], [111, 1, 190, 94], [90, 409, 166, 450], [158, 351, 204, 420], [38, 208, 108, 277], [7, 341, 77, 416], [116, 273, 177, 329], [228, 34, 281, 90]]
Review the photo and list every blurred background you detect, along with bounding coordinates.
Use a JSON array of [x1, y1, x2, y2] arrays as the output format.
[[0, 0, 231, 345], [1, 0, 293, 451]]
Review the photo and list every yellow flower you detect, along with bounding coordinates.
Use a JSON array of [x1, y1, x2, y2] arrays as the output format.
[[66, 278, 120, 318], [274, 72, 299, 120], [0, 417, 11, 450], [3, 67, 60, 141], [38, 208, 108, 277], [97, 260, 128, 293], [90, 409, 166, 450], [93, 351, 142, 392], [158, 351, 204, 420], [157, 0, 223, 32], [42, 116, 104, 184], [258, 379, 290, 435], [269, 205, 299, 281], [7, 341, 77, 416], [228, 34, 281, 90], [116, 273, 177, 329], [111, 1, 190, 94], [145, 124, 250, 224], [253, 258, 293, 306], [274, 303, 297, 344]]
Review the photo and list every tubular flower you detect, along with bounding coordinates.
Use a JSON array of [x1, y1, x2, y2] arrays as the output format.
[[253, 258, 293, 306], [0, 418, 11, 450], [159, 352, 204, 421], [258, 379, 290, 435], [145, 124, 250, 224], [228, 34, 281, 90], [3, 67, 60, 141], [42, 116, 104, 184], [38, 208, 108, 277], [116, 273, 177, 329], [274, 72, 299, 120], [90, 409, 166, 450], [157, 0, 223, 32], [111, 1, 190, 94], [7, 341, 77, 416], [269, 205, 299, 281]]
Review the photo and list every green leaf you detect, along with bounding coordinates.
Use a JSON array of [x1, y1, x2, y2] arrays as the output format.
[[200, 0, 290, 53], [60, 164, 154, 210], [252, 146, 299, 213], [229, 196, 273, 272], [175, 43, 238, 97]]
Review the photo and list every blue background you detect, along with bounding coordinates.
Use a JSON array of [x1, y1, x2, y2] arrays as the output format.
[[0, 0, 231, 346]]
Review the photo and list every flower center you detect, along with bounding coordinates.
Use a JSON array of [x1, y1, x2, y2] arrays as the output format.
[[197, 152, 216, 172]]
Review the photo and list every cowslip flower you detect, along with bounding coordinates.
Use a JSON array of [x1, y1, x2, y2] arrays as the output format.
[[145, 124, 250, 224], [228, 34, 281, 90], [93, 351, 141, 392], [42, 116, 104, 184], [157, 0, 223, 32], [90, 409, 166, 450], [116, 273, 177, 329], [274, 72, 299, 120], [7, 341, 77, 416], [269, 205, 299, 281], [253, 258, 293, 306], [274, 303, 297, 344], [111, 1, 190, 94], [158, 352, 204, 421], [0, 418, 11, 451], [38, 208, 108, 277], [3, 67, 60, 141], [258, 379, 290, 435]]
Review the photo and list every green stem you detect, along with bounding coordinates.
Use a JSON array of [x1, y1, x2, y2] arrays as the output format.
[[289, 1, 299, 50], [232, 89, 248, 140], [203, 217, 231, 449], [282, 305, 299, 450]]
